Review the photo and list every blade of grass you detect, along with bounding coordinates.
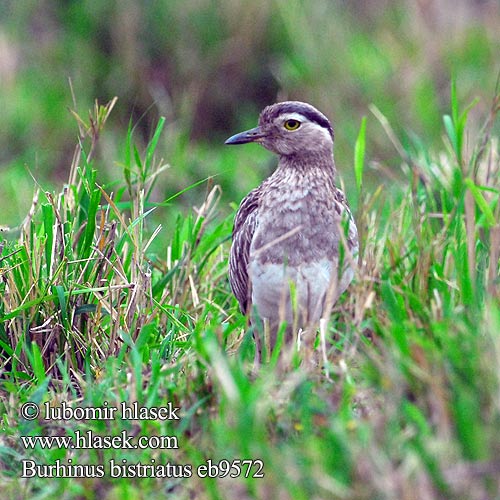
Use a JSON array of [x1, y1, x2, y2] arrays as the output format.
[[354, 116, 367, 194]]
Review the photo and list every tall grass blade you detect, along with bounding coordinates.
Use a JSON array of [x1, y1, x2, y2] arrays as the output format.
[[354, 116, 367, 194]]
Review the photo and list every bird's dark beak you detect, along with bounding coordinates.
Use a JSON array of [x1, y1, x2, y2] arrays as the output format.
[[225, 126, 264, 145]]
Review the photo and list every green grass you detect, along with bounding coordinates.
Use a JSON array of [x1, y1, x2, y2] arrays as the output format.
[[1, 85, 499, 500]]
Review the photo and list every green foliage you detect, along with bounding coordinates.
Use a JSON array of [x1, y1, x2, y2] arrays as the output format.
[[1, 0, 499, 213], [1, 83, 500, 499], [354, 116, 367, 197]]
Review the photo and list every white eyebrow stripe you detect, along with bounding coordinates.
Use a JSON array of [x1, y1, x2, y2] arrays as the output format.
[[281, 112, 332, 141], [281, 112, 309, 122]]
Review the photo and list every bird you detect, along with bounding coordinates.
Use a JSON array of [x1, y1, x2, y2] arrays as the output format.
[[225, 101, 358, 363]]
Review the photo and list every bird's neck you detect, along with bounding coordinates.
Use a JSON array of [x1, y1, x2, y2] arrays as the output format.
[[274, 149, 337, 181]]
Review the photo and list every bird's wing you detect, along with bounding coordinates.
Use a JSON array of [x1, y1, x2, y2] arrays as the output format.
[[337, 192, 359, 257], [229, 187, 261, 313]]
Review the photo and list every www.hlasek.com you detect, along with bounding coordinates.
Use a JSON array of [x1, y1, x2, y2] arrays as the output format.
[[19, 401, 265, 479], [21, 428, 179, 450]]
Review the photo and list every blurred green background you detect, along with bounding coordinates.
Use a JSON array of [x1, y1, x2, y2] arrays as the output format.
[[1, 0, 499, 227]]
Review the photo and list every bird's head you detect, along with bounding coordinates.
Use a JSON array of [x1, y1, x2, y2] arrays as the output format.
[[225, 101, 334, 156]]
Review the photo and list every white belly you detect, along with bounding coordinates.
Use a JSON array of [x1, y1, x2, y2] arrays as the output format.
[[250, 258, 350, 327]]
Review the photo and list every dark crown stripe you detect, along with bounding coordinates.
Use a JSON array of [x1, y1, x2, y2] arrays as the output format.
[[265, 101, 334, 138]]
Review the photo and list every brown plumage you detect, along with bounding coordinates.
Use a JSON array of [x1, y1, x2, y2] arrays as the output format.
[[225, 101, 358, 361]]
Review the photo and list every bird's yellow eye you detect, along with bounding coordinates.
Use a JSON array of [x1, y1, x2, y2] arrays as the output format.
[[284, 119, 301, 131]]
